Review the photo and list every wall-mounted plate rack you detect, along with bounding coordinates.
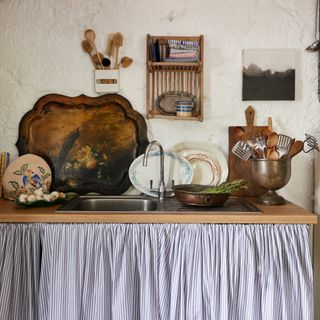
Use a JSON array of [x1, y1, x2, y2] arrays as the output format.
[[146, 34, 204, 121]]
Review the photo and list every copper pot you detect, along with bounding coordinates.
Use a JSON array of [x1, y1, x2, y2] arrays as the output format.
[[173, 184, 229, 207]]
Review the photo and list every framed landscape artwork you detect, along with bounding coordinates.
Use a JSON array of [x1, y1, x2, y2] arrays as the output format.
[[242, 49, 295, 101]]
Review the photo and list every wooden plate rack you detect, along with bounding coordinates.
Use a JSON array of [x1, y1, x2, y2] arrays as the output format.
[[146, 34, 204, 121]]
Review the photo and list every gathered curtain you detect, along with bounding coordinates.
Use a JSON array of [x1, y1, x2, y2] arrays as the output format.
[[0, 223, 313, 320]]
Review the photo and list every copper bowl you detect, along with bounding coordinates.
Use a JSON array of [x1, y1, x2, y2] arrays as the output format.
[[173, 184, 230, 207]]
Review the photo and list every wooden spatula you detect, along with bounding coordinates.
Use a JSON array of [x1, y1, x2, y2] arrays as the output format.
[[289, 140, 304, 158]]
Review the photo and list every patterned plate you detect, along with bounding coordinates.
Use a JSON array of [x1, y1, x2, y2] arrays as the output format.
[[180, 150, 220, 185], [171, 142, 229, 185], [3, 154, 52, 200], [129, 151, 193, 197]]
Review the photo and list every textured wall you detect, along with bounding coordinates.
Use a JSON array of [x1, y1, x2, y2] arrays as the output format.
[[0, 0, 318, 210]]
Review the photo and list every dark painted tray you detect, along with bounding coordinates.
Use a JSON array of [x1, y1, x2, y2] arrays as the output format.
[[16, 94, 149, 195]]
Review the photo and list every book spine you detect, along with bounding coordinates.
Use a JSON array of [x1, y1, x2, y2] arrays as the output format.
[[0, 153, 5, 197]]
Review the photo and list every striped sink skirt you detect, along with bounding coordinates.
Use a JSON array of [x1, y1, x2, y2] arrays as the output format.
[[0, 224, 313, 320]]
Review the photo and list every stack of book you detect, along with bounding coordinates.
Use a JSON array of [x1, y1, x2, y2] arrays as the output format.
[[165, 40, 199, 62], [0, 152, 10, 197]]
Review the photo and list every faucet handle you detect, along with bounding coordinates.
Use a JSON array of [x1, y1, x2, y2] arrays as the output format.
[[149, 179, 158, 192]]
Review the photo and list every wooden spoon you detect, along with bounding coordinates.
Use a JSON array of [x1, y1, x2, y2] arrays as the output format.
[[92, 52, 105, 66], [118, 56, 133, 68], [266, 132, 278, 158], [269, 148, 279, 160], [288, 140, 304, 158], [233, 126, 245, 139], [84, 29, 103, 69], [93, 52, 111, 67], [81, 40, 97, 69]]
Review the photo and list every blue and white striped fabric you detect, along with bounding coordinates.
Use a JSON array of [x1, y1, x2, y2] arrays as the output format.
[[0, 224, 41, 320], [0, 224, 313, 320]]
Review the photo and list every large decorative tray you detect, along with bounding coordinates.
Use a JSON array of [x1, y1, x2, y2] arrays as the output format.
[[16, 94, 149, 195]]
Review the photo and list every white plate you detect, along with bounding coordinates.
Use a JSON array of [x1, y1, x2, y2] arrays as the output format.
[[178, 149, 220, 185], [171, 142, 228, 185], [129, 151, 193, 197]]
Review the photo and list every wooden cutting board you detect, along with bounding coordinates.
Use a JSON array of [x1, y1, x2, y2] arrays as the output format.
[[228, 106, 268, 197]]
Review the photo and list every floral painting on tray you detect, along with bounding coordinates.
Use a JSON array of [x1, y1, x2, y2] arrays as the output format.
[[242, 49, 295, 101]]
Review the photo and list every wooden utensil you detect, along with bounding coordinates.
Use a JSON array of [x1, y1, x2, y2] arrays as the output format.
[[84, 29, 103, 69], [268, 148, 279, 160], [118, 56, 133, 68], [92, 52, 105, 66], [266, 132, 278, 158], [289, 140, 304, 158], [112, 32, 123, 69], [81, 40, 97, 69], [228, 106, 268, 196], [106, 34, 114, 57], [260, 117, 273, 138]]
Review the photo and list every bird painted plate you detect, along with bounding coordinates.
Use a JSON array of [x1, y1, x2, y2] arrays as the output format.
[[3, 154, 52, 200], [129, 151, 193, 197]]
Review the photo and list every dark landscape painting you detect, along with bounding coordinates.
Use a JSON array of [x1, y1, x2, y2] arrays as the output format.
[[242, 49, 295, 101]]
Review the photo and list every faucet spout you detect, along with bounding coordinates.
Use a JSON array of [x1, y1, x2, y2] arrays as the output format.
[[143, 141, 165, 200]]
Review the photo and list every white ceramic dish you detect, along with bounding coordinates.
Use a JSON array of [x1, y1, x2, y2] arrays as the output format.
[[129, 151, 193, 197], [2, 154, 52, 200], [170, 142, 228, 185], [179, 149, 220, 185]]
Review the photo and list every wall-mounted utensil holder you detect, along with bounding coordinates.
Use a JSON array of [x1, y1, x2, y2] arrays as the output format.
[[95, 70, 119, 93]]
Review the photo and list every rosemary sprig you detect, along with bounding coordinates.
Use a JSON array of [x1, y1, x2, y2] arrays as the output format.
[[200, 179, 247, 194]]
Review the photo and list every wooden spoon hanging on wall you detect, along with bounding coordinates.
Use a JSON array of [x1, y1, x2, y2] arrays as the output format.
[[84, 29, 104, 69], [118, 56, 133, 68], [92, 52, 111, 68], [112, 32, 123, 69], [81, 40, 97, 69]]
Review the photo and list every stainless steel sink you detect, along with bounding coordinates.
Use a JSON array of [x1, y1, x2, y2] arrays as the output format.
[[56, 195, 261, 214], [56, 196, 159, 213]]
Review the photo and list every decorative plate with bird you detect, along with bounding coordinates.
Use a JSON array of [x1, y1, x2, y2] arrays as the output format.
[[2, 154, 52, 200]]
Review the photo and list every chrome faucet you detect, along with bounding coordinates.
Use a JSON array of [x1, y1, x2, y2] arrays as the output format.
[[143, 140, 166, 200]]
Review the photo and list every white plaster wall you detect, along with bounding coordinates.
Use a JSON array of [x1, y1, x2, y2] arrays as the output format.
[[0, 0, 318, 210]]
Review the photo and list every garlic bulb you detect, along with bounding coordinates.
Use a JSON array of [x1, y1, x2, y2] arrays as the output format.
[[27, 194, 36, 203], [35, 194, 43, 201], [18, 194, 28, 203], [43, 194, 52, 202], [50, 191, 59, 201]]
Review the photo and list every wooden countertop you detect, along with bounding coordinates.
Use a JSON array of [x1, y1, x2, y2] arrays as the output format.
[[0, 198, 317, 224]]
